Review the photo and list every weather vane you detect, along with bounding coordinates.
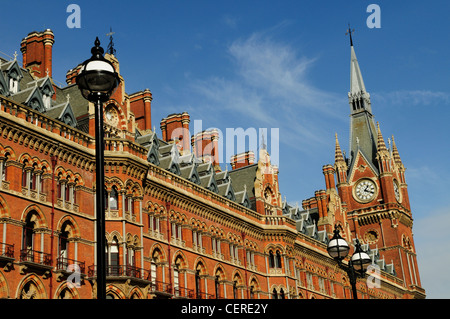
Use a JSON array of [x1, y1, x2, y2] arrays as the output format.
[[345, 24, 355, 46], [106, 27, 116, 55]]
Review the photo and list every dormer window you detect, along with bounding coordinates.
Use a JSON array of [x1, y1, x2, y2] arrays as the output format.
[[43, 94, 51, 109], [9, 77, 18, 94]]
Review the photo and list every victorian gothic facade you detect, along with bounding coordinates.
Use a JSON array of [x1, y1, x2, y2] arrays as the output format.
[[0, 29, 425, 299]]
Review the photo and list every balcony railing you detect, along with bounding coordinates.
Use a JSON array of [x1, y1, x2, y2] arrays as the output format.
[[56, 256, 86, 274], [19, 248, 52, 266], [173, 286, 195, 299], [149, 280, 172, 295], [87, 264, 151, 280], [195, 291, 215, 299], [0, 242, 14, 259]]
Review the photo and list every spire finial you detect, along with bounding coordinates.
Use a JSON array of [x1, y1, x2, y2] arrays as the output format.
[[346, 24, 355, 47], [106, 27, 116, 55], [261, 131, 266, 150]]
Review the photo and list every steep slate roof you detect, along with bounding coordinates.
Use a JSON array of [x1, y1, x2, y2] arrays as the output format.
[[282, 204, 328, 245], [227, 164, 258, 210], [0, 57, 89, 132]]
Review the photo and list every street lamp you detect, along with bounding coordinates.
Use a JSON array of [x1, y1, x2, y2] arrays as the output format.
[[327, 225, 371, 299], [76, 37, 119, 300]]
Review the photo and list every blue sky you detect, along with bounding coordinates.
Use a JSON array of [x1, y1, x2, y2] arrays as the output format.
[[2, 0, 450, 298]]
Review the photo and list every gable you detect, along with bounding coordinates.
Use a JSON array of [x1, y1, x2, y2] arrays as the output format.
[[347, 149, 379, 184], [39, 77, 55, 96], [25, 87, 45, 112], [57, 102, 77, 127], [6, 60, 24, 80]]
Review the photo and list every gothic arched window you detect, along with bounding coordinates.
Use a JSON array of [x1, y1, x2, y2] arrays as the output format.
[[109, 186, 119, 210]]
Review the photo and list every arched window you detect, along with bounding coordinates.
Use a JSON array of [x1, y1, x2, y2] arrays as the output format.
[[20, 282, 38, 299], [249, 278, 259, 299], [215, 275, 220, 299], [195, 270, 201, 298], [150, 258, 157, 283], [269, 250, 275, 268], [233, 280, 238, 299], [272, 288, 278, 299], [173, 264, 180, 297], [57, 172, 63, 200], [23, 215, 35, 251], [280, 288, 285, 299], [108, 237, 120, 275], [73, 178, 79, 204], [59, 229, 69, 260], [109, 187, 119, 210], [22, 161, 33, 189], [276, 250, 282, 269], [0, 153, 9, 181]]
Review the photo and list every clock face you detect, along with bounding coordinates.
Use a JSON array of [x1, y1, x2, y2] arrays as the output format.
[[393, 180, 401, 202], [105, 106, 119, 126], [354, 179, 376, 202]]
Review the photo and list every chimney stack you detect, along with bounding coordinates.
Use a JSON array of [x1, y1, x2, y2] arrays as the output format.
[[160, 112, 190, 154], [191, 129, 220, 171], [130, 89, 153, 133], [21, 29, 55, 79], [230, 151, 255, 170]]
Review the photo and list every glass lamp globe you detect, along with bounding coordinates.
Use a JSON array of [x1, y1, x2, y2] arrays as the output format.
[[76, 37, 119, 102], [327, 227, 350, 261], [351, 239, 372, 272]]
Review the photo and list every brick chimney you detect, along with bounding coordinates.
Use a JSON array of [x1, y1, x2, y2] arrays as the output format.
[[160, 112, 190, 154], [322, 164, 336, 190], [65, 65, 82, 85], [20, 29, 55, 79], [130, 89, 153, 133], [230, 151, 255, 170], [191, 129, 220, 171]]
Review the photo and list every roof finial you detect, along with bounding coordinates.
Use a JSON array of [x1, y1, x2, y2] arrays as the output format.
[[346, 24, 355, 47], [106, 27, 116, 55], [261, 131, 266, 150]]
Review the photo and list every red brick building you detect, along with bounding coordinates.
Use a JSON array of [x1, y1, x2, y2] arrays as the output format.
[[0, 29, 425, 299]]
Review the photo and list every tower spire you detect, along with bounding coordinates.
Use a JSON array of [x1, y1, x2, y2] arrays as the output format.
[[347, 27, 377, 168], [349, 27, 367, 96]]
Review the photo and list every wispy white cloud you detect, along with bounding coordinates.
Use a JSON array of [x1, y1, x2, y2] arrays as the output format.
[[188, 29, 344, 153]]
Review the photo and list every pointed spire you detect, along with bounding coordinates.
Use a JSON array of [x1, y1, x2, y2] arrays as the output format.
[[391, 135, 403, 165], [347, 29, 377, 168], [350, 38, 367, 95], [376, 122, 388, 152], [334, 133, 345, 164]]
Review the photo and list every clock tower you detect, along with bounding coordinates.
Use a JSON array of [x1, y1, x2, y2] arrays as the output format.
[[334, 29, 423, 296]]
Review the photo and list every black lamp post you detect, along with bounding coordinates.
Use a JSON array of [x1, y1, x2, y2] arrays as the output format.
[[76, 37, 119, 299], [327, 225, 371, 299]]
